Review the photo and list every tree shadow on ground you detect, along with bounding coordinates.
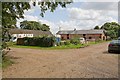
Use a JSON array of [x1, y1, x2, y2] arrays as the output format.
[[9, 56, 21, 60], [103, 51, 120, 54]]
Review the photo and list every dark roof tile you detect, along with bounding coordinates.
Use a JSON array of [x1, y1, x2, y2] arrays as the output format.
[[57, 29, 105, 34], [9, 29, 53, 37]]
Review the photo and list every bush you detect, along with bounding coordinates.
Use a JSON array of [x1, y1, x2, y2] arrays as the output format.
[[64, 40, 71, 45], [60, 41, 65, 46], [2, 55, 14, 68], [2, 42, 8, 49], [17, 36, 55, 47], [70, 39, 80, 45], [17, 38, 24, 45]]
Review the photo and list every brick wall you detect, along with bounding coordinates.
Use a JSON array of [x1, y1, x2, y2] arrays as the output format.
[[60, 34, 106, 40]]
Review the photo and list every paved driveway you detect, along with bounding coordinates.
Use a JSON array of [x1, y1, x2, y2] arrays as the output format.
[[3, 42, 118, 78]]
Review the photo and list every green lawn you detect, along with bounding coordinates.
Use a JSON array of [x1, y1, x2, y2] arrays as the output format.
[[87, 40, 108, 45], [6, 41, 108, 50], [10, 44, 88, 50], [2, 56, 14, 68]]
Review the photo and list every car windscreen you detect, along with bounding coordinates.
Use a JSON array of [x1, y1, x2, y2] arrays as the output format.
[[111, 40, 120, 44]]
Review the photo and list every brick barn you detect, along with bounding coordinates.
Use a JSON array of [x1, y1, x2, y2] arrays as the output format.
[[56, 29, 106, 41]]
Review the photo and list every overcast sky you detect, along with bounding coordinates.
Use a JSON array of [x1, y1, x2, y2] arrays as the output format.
[[17, 1, 118, 34]]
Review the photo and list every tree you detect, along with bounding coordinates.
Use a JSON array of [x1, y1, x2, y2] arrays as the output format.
[[42, 24, 50, 31], [2, 2, 30, 28], [2, 1, 72, 41], [20, 20, 50, 31], [2, 2, 31, 41], [94, 26, 99, 29], [2, 1, 72, 28], [101, 22, 120, 39]]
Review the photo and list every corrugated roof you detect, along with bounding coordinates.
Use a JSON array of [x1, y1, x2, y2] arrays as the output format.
[[57, 29, 105, 34], [9, 29, 53, 37]]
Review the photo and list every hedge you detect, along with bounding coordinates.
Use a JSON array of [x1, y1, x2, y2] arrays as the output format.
[[17, 37, 55, 47]]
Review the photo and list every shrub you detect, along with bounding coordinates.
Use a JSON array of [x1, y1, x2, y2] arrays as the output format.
[[95, 39, 102, 43], [2, 42, 8, 49], [23, 37, 30, 46], [70, 39, 80, 45], [64, 40, 71, 45], [17, 38, 24, 45], [17, 36, 55, 47], [60, 41, 65, 46]]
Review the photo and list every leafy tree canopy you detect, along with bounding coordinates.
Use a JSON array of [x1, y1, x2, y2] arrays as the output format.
[[94, 26, 99, 29], [2, 1, 72, 41], [100, 22, 120, 39], [2, 2, 30, 28], [2, 1, 72, 28], [20, 20, 50, 31]]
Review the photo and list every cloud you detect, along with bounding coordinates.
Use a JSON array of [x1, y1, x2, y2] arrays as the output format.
[[73, 0, 119, 2], [67, 8, 100, 20], [23, 15, 40, 21], [60, 2, 117, 30], [57, 20, 98, 31], [67, 7, 118, 20], [24, 9, 35, 15], [58, 6, 118, 31], [39, 19, 58, 34], [80, 2, 118, 11], [17, 2, 118, 35], [57, 20, 80, 30], [16, 14, 40, 28]]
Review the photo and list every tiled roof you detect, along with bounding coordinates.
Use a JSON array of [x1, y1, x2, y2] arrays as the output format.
[[9, 29, 53, 37], [57, 29, 105, 34]]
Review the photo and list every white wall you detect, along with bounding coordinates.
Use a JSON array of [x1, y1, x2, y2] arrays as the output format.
[[11, 34, 33, 42]]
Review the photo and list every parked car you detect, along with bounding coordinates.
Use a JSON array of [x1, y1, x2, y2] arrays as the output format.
[[79, 38, 85, 44], [108, 40, 120, 53], [118, 37, 120, 40]]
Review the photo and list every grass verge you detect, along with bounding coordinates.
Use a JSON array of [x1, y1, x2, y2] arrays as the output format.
[[10, 44, 88, 50], [6, 41, 108, 50], [88, 40, 109, 45], [2, 56, 14, 69]]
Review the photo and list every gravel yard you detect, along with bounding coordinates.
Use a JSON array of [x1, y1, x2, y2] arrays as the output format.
[[2, 42, 118, 78]]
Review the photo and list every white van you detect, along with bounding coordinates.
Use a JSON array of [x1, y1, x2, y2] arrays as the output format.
[[79, 38, 85, 44]]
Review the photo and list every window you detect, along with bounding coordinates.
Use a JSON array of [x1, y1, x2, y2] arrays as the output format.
[[62, 37, 64, 40], [89, 37, 92, 39], [83, 34, 86, 37], [67, 34, 69, 39], [67, 36, 69, 39]]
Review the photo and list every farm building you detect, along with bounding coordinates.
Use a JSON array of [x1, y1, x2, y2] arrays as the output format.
[[9, 29, 53, 42], [56, 29, 106, 41]]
